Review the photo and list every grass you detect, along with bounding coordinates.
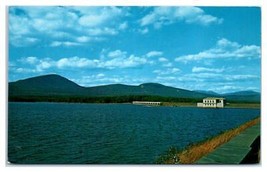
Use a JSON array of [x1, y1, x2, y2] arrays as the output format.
[[226, 103, 260, 109], [157, 117, 260, 164], [161, 102, 197, 107]]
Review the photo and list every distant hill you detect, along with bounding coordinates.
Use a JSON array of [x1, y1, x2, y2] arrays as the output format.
[[8, 74, 260, 103], [9, 74, 85, 96], [223, 90, 260, 96], [86, 82, 210, 98], [222, 91, 260, 102], [9, 74, 211, 99]]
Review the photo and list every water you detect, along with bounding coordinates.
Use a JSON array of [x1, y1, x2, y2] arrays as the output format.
[[8, 102, 260, 164]]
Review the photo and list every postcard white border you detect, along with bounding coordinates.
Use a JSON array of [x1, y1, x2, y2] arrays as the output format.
[[1, 0, 266, 172]]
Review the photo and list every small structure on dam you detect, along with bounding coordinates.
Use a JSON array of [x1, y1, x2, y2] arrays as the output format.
[[132, 101, 161, 106], [197, 97, 225, 108]]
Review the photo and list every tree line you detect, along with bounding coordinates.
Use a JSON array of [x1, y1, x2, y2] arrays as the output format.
[[8, 95, 202, 103]]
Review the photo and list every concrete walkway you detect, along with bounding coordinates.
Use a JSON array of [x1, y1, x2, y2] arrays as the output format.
[[195, 123, 260, 164]]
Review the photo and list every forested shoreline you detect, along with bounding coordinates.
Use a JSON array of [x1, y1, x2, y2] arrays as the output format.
[[8, 95, 260, 104]]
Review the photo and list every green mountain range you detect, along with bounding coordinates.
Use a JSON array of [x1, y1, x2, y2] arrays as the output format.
[[8, 74, 260, 103]]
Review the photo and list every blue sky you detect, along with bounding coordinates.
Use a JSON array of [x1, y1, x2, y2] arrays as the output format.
[[8, 6, 261, 93]]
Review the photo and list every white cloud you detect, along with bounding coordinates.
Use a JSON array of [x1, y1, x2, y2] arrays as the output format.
[[24, 56, 38, 64], [214, 85, 242, 92], [17, 57, 53, 72], [36, 60, 52, 72], [153, 72, 260, 93], [102, 54, 149, 69], [87, 27, 118, 36], [158, 57, 168, 62], [19, 56, 98, 71], [162, 62, 173, 67], [153, 67, 180, 75], [140, 7, 223, 28], [78, 7, 124, 27], [14, 68, 37, 73], [56, 57, 97, 68], [183, 73, 259, 82], [192, 67, 224, 73], [146, 51, 163, 57], [140, 13, 156, 27], [157, 57, 173, 67], [29, 7, 79, 32], [17, 49, 154, 72], [76, 36, 91, 43], [50, 31, 72, 39], [79, 15, 108, 27], [96, 73, 105, 78], [224, 74, 259, 81], [203, 84, 245, 93], [63, 42, 80, 47], [9, 7, 128, 47], [50, 41, 62, 47], [100, 50, 155, 68], [10, 36, 40, 47], [216, 38, 240, 49], [50, 41, 81, 47], [175, 38, 260, 63], [119, 22, 128, 30], [171, 68, 180, 73], [74, 73, 107, 85], [138, 28, 149, 34], [188, 73, 220, 79], [9, 12, 31, 35], [107, 50, 127, 58], [233, 45, 261, 58], [26, 37, 39, 43]]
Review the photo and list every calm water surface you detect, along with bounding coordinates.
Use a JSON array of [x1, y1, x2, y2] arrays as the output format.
[[8, 102, 260, 164]]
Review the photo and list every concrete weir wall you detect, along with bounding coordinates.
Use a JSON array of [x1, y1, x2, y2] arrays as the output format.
[[132, 101, 161, 105], [195, 123, 260, 164]]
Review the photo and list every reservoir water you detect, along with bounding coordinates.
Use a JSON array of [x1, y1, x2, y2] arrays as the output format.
[[8, 102, 260, 164]]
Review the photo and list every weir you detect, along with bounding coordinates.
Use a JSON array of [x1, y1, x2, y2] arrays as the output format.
[[132, 101, 161, 106]]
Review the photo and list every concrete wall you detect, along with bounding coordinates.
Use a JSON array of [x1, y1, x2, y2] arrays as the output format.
[[217, 102, 224, 108], [197, 103, 203, 107], [132, 101, 161, 105]]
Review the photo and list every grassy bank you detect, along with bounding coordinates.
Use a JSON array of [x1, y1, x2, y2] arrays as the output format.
[[226, 103, 260, 109], [157, 117, 260, 164], [161, 102, 196, 107]]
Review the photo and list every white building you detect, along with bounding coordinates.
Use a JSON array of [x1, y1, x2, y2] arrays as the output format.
[[197, 97, 225, 108]]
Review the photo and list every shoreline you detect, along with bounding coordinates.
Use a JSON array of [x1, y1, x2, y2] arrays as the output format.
[[8, 101, 260, 109], [161, 102, 260, 109], [156, 117, 260, 164]]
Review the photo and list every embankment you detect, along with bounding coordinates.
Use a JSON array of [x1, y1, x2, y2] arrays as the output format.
[[157, 117, 260, 164]]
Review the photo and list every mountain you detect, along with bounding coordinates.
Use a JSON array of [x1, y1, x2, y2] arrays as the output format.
[[9, 74, 211, 99], [86, 82, 210, 98], [8, 74, 260, 103], [223, 90, 260, 96], [9, 74, 85, 96], [222, 91, 260, 102]]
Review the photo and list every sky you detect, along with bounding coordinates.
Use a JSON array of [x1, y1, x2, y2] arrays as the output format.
[[8, 6, 261, 94]]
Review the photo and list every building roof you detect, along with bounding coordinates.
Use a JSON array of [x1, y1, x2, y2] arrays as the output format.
[[203, 97, 225, 100]]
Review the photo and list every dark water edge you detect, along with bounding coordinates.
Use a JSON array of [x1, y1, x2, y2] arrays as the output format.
[[8, 102, 260, 164]]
